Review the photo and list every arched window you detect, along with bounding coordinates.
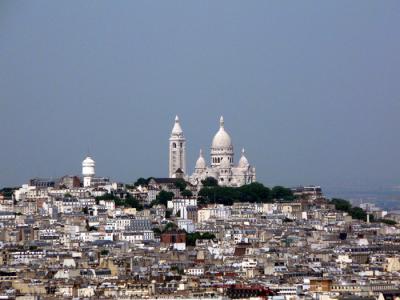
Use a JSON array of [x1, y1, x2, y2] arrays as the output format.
[[173, 143, 177, 148], [180, 143, 183, 147]]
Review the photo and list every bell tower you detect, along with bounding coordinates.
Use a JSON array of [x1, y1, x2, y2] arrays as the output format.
[[169, 115, 186, 178]]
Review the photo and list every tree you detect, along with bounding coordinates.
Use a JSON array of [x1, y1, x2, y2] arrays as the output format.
[[174, 178, 187, 191], [201, 177, 218, 187], [165, 209, 173, 219], [378, 219, 397, 225], [124, 194, 143, 210], [152, 228, 162, 235], [134, 177, 149, 187], [330, 198, 370, 221], [155, 191, 174, 206], [331, 198, 352, 212], [95, 193, 117, 201], [271, 186, 294, 201], [198, 182, 273, 205], [163, 222, 178, 233], [186, 232, 216, 246], [350, 207, 368, 221], [238, 182, 272, 203], [181, 189, 193, 198], [0, 187, 17, 198]]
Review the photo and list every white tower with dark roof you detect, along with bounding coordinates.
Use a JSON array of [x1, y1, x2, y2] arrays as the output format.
[[169, 115, 186, 178]]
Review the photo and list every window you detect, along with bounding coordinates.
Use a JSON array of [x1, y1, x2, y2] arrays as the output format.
[[173, 143, 177, 148]]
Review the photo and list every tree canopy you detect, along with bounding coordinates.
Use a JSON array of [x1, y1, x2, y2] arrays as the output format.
[[198, 182, 293, 205], [95, 193, 143, 210], [0, 187, 17, 198], [330, 198, 371, 222], [152, 190, 174, 207], [181, 189, 193, 198], [201, 177, 218, 187], [134, 177, 153, 187], [186, 232, 216, 246], [174, 178, 187, 191]]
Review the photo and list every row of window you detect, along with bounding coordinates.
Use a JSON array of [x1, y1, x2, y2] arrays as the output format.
[[212, 156, 233, 164], [172, 142, 183, 148]]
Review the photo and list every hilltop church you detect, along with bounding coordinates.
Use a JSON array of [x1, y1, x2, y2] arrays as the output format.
[[169, 116, 256, 187]]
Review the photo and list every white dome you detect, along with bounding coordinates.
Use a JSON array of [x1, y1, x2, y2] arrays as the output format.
[[238, 148, 249, 168], [82, 156, 96, 179], [211, 116, 233, 149], [195, 149, 207, 169], [220, 157, 231, 169], [82, 156, 95, 167]]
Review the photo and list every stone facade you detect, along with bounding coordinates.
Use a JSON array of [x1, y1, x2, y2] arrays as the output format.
[[169, 115, 256, 187]]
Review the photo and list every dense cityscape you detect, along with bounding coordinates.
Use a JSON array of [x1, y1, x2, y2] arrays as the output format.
[[2, 1, 400, 299], [0, 117, 399, 300]]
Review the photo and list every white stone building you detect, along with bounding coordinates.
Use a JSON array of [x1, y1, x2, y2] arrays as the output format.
[[82, 156, 95, 188], [168, 116, 256, 187], [169, 115, 186, 178]]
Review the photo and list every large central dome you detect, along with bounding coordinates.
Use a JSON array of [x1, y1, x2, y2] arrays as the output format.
[[211, 116, 233, 149]]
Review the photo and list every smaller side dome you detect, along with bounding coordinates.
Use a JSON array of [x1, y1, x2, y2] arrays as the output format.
[[195, 149, 207, 169], [238, 148, 249, 168]]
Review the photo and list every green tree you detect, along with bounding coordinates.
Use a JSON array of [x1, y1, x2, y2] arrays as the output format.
[[0, 187, 17, 198], [124, 194, 143, 210], [134, 177, 149, 186], [198, 182, 273, 205], [186, 232, 216, 246], [181, 189, 193, 198], [331, 198, 352, 212], [330, 198, 370, 221], [271, 186, 294, 201], [378, 219, 397, 225], [165, 209, 173, 219], [350, 207, 368, 221], [201, 177, 218, 187], [95, 193, 117, 201], [174, 178, 187, 191], [155, 191, 174, 206], [152, 228, 161, 235], [238, 182, 272, 203], [163, 222, 178, 232]]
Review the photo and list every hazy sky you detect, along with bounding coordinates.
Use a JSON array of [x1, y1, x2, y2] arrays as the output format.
[[1, 1, 400, 191]]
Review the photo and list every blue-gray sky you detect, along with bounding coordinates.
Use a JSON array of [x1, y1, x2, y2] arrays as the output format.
[[1, 1, 400, 191]]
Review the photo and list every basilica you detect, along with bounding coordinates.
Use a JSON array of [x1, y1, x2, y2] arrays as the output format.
[[169, 116, 256, 187]]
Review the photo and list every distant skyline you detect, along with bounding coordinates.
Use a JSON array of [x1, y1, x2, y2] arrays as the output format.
[[1, 1, 400, 191]]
